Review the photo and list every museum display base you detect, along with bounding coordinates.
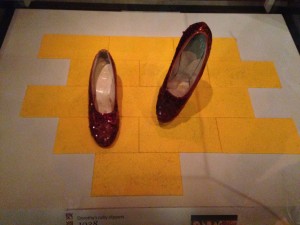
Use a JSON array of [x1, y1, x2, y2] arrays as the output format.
[[1, 9, 300, 224]]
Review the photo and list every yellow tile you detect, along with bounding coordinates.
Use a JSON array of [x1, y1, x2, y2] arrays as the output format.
[[113, 59, 140, 87], [139, 117, 221, 153], [109, 36, 174, 61], [20, 86, 88, 117], [139, 60, 170, 87], [38, 34, 76, 58], [217, 118, 300, 154], [39, 34, 109, 59], [67, 57, 93, 86], [21, 86, 157, 118], [140, 60, 209, 87], [204, 87, 253, 118], [181, 86, 254, 118], [91, 153, 183, 196], [173, 37, 180, 50], [208, 38, 241, 62], [76, 37, 110, 58], [208, 61, 281, 88], [54, 117, 139, 154], [120, 87, 157, 117]]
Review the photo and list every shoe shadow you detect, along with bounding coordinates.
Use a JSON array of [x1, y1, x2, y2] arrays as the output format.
[[116, 73, 123, 117]]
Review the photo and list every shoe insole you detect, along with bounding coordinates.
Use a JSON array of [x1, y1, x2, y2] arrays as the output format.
[[94, 62, 115, 114], [167, 50, 204, 97], [167, 33, 207, 98]]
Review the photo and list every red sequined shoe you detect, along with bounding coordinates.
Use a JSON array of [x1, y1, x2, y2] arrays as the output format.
[[88, 50, 119, 147], [156, 22, 212, 123]]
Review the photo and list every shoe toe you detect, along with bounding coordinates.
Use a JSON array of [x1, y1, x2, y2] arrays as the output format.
[[91, 121, 118, 147], [156, 94, 180, 123], [156, 105, 170, 123]]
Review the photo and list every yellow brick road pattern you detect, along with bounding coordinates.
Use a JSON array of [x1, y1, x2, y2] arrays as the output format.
[[20, 35, 300, 196]]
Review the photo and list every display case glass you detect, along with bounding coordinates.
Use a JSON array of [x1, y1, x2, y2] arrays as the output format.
[[0, 1, 300, 224]]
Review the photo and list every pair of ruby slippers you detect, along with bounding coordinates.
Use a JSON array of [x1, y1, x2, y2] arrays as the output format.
[[89, 22, 212, 147]]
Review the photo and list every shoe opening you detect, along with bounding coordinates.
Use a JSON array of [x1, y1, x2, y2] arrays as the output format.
[[92, 51, 116, 114], [167, 33, 207, 97]]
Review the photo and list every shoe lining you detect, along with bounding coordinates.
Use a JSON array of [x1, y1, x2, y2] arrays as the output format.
[[167, 34, 207, 97], [92, 53, 115, 114]]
